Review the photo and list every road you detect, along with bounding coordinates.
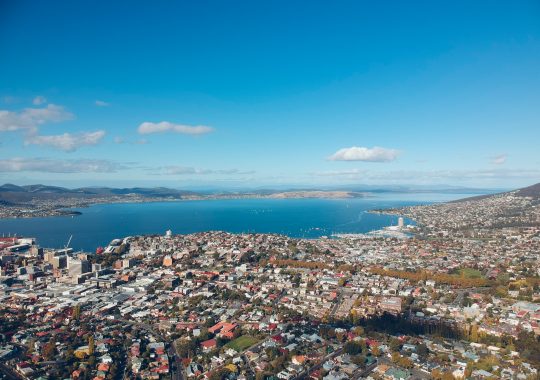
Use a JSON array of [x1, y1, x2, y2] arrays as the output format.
[[0, 362, 20, 380], [451, 287, 490, 307], [352, 361, 378, 379], [328, 292, 343, 317], [114, 318, 184, 380], [0, 344, 26, 380]]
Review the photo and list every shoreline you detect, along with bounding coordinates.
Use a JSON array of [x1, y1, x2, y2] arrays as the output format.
[[0, 194, 370, 220]]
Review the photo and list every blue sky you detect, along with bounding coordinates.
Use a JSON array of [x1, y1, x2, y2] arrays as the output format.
[[0, 1, 539, 189]]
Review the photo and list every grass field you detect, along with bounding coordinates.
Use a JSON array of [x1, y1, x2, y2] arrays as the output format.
[[226, 335, 259, 352], [455, 268, 483, 279]]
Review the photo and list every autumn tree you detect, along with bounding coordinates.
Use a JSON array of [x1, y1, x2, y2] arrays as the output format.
[[88, 335, 95, 356]]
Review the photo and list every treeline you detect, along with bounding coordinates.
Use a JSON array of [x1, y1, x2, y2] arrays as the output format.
[[356, 313, 464, 340], [331, 311, 540, 368], [370, 267, 492, 288], [262, 259, 330, 270]]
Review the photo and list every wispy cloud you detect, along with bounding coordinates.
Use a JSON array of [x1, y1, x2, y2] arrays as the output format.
[[25, 130, 106, 152], [328, 146, 399, 162], [491, 154, 507, 165], [162, 166, 254, 176], [32, 96, 47, 105], [2, 96, 20, 104], [0, 157, 125, 173], [311, 168, 540, 183], [138, 121, 214, 135], [95, 100, 110, 107], [312, 169, 366, 177], [114, 137, 149, 145], [0, 104, 73, 132]]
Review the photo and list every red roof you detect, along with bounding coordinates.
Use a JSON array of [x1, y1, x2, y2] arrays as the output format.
[[200, 339, 217, 349]]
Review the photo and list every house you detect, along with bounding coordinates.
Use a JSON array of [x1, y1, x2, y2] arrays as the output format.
[[208, 321, 237, 338], [201, 339, 217, 351], [385, 367, 411, 380], [186, 362, 203, 377], [292, 355, 307, 365], [380, 297, 402, 314]]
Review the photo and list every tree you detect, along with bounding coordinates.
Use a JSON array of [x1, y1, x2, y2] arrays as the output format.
[[209, 368, 231, 380], [389, 337, 401, 351], [469, 324, 479, 343], [351, 354, 366, 366], [417, 343, 429, 358], [72, 304, 81, 320], [88, 335, 95, 356], [431, 369, 443, 379], [344, 341, 363, 355], [43, 338, 56, 361], [398, 356, 413, 369], [26, 338, 36, 353], [465, 362, 473, 378], [353, 326, 365, 336]]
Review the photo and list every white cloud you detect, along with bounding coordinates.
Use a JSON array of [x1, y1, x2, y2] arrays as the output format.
[[32, 96, 47, 105], [491, 154, 507, 165], [95, 100, 110, 107], [138, 121, 214, 135], [328, 146, 399, 162], [25, 130, 106, 152], [0, 157, 124, 173], [0, 104, 73, 132]]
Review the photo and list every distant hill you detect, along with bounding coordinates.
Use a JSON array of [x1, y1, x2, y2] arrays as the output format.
[[515, 183, 540, 199], [451, 182, 540, 203], [0, 183, 199, 205], [2, 182, 538, 207]]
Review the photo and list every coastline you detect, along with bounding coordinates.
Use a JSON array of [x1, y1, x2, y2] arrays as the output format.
[[0, 192, 371, 219]]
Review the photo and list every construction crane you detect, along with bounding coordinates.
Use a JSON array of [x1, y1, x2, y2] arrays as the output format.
[[65, 234, 73, 251]]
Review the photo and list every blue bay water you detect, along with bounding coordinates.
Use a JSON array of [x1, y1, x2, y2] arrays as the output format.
[[0, 193, 474, 252]]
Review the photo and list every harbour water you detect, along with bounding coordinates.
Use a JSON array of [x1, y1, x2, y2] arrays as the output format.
[[0, 193, 476, 252]]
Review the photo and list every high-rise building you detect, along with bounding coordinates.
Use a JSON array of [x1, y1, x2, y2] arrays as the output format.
[[398, 217, 404, 228], [68, 257, 91, 277], [52, 255, 67, 269]]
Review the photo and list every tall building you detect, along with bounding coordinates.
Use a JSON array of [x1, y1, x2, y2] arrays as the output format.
[[52, 255, 67, 269], [398, 217, 404, 228], [68, 257, 91, 277]]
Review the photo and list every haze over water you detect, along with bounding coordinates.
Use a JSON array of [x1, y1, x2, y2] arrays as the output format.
[[0, 193, 475, 252]]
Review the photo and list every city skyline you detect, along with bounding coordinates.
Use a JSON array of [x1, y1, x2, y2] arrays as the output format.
[[1, 1, 540, 188]]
